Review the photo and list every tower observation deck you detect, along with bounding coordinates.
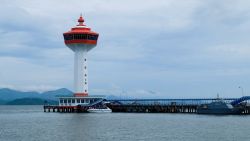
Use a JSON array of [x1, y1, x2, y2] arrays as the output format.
[[63, 15, 99, 97]]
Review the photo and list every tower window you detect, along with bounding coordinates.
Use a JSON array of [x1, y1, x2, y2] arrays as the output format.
[[87, 34, 98, 40], [85, 74, 87, 76], [85, 82, 87, 84], [63, 34, 73, 40], [67, 99, 71, 103], [82, 34, 87, 39], [84, 59, 86, 61], [65, 34, 98, 41], [85, 90, 87, 92]]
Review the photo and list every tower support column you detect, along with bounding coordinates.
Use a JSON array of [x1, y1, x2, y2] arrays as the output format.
[[74, 47, 88, 96]]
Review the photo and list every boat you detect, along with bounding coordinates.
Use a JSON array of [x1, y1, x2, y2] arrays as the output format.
[[87, 107, 112, 113], [197, 97, 244, 115]]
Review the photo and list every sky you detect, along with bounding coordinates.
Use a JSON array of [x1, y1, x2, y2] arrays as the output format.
[[1, 0, 250, 98]]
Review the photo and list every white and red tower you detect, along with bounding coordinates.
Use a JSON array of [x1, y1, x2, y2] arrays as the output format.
[[63, 15, 99, 97]]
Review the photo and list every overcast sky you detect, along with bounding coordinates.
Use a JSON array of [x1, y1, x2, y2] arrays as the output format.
[[1, 0, 250, 98]]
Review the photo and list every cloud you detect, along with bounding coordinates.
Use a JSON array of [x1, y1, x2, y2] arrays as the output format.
[[91, 84, 161, 98], [0, 56, 73, 91], [0, 84, 60, 93], [1, 0, 250, 97]]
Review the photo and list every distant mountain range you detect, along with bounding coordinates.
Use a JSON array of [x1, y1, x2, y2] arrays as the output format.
[[0, 88, 123, 105], [0, 88, 73, 105]]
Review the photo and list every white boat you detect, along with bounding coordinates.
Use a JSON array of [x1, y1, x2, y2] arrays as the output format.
[[87, 107, 112, 113]]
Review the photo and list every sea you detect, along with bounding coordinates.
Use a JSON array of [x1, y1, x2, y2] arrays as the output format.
[[0, 105, 250, 141]]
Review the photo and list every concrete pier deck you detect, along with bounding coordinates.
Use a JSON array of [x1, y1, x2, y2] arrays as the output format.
[[43, 105, 88, 113]]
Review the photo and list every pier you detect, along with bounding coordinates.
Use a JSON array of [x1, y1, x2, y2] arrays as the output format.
[[106, 103, 250, 114], [106, 98, 250, 114], [44, 97, 250, 114]]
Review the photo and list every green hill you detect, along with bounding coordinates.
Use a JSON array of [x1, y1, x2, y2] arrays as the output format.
[[0, 99, 7, 105], [0, 88, 73, 101], [6, 98, 58, 105]]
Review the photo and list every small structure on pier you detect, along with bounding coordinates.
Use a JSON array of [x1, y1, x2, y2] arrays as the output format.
[[58, 95, 104, 107], [44, 95, 105, 113]]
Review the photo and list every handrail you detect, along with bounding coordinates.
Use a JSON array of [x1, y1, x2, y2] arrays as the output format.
[[231, 96, 250, 106]]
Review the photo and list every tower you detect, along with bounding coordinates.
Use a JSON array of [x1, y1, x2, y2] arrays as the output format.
[[63, 15, 99, 97]]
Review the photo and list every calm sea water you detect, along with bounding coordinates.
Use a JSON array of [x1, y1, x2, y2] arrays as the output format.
[[0, 106, 250, 141]]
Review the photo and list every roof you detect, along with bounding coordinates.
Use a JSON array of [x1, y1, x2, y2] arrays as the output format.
[[63, 15, 98, 35]]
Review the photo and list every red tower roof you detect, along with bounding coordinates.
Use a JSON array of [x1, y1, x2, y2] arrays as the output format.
[[63, 15, 99, 45]]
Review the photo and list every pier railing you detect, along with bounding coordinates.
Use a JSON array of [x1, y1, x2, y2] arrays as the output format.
[[106, 98, 238, 106]]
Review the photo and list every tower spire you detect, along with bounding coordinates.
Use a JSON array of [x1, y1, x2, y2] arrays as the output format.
[[78, 14, 85, 26]]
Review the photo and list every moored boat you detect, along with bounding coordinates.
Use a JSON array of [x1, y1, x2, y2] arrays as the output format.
[[197, 98, 244, 115], [87, 107, 112, 113]]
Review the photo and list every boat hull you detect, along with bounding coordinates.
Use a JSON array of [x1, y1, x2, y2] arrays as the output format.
[[87, 108, 112, 113], [197, 108, 244, 115]]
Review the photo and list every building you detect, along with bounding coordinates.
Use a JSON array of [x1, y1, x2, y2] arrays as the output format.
[[58, 15, 104, 109]]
